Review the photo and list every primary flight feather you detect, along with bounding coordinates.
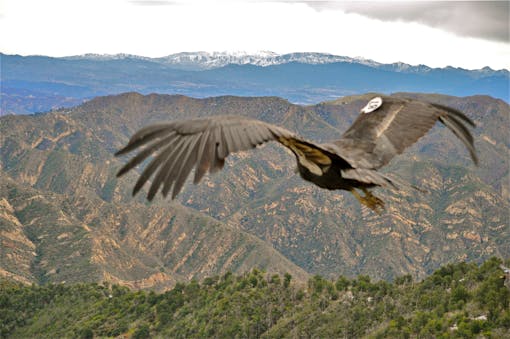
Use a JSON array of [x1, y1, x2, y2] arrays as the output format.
[[115, 95, 477, 212]]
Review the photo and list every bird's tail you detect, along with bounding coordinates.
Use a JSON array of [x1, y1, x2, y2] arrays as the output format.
[[342, 168, 427, 193], [341, 168, 397, 189]]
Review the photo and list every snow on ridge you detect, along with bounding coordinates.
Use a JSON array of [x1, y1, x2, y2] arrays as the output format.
[[155, 51, 386, 70], [63, 53, 151, 61], [63, 51, 508, 75]]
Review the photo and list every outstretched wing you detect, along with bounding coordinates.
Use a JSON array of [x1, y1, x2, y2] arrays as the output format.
[[331, 96, 477, 169], [115, 115, 334, 200]]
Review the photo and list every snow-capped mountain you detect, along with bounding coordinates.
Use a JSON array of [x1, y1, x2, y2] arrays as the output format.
[[62, 51, 508, 77], [155, 51, 383, 70], [151, 51, 508, 77], [63, 53, 152, 61]]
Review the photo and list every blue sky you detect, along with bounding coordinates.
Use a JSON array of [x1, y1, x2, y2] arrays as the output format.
[[0, 0, 508, 70]]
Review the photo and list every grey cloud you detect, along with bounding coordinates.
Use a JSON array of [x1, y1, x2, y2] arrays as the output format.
[[298, 1, 509, 42]]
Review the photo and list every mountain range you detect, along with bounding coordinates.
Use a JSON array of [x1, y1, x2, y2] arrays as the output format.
[[1, 92, 508, 290], [62, 51, 509, 74], [1, 52, 508, 115]]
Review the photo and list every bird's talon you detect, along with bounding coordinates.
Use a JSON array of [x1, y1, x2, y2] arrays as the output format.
[[364, 195, 385, 214], [351, 188, 385, 214]]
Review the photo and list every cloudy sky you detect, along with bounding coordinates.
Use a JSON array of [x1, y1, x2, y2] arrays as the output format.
[[0, 0, 508, 69]]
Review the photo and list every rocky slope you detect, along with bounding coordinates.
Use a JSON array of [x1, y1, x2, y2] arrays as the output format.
[[0, 92, 508, 287]]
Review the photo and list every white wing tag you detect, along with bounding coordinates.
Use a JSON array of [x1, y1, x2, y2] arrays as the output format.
[[361, 97, 383, 114]]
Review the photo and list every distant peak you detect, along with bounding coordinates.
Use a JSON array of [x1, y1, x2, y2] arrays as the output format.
[[63, 53, 150, 61], [52, 51, 507, 75]]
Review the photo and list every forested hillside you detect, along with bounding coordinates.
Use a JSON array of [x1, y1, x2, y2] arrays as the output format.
[[1, 258, 509, 338]]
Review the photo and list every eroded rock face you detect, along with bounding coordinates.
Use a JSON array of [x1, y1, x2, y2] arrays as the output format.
[[0, 93, 508, 288]]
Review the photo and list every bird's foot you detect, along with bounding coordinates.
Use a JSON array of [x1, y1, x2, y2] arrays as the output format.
[[350, 188, 385, 214]]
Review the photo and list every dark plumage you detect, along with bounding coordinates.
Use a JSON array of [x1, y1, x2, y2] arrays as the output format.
[[115, 96, 477, 212]]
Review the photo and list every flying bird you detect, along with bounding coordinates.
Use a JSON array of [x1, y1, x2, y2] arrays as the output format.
[[115, 96, 477, 212]]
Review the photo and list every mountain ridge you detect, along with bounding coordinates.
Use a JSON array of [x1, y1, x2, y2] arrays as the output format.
[[2, 52, 508, 115], [60, 51, 509, 74], [1, 92, 508, 288]]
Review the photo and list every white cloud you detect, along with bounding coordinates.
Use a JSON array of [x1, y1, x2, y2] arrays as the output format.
[[0, 0, 508, 70]]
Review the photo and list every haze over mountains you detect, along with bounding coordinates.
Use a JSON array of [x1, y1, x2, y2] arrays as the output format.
[[1, 91, 508, 289], [2, 52, 508, 115]]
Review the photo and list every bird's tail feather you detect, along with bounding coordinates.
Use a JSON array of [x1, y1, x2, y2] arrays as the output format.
[[341, 168, 397, 189], [342, 168, 427, 193]]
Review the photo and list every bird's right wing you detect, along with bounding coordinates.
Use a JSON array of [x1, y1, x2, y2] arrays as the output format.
[[115, 115, 334, 200]]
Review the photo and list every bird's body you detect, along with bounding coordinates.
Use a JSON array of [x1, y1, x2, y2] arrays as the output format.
[[115, 95, 477, 212], [297, 161, 360, 191]]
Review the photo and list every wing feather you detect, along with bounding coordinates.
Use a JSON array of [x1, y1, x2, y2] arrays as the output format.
[[115, 123, 174, 156], [231, 125, 252, 150], [244, 127, 260, 146], [147, 137, 188, 201], [116, 115, 304, 200], [116, 132, 177, 177], [132, 141, 177, 196], [253, 123, 272, 141], [193, 129, 212, 184], [431, 103, 475, 127], [439, 115, 478, 165], [162, 134, 200, 197], [216, 125, 229, 159], [171, 135, 202, 199], [441, 113, 474, 144], [224, 125, 240, 152]]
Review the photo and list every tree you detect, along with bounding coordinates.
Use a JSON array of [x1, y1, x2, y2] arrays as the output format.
[[284, 273, 292, 288], [132, 324, 150, 339]]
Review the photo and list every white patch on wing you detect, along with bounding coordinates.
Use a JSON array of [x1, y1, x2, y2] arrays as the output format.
[[278, 137, 327, 176], [375, 104, 404, 137], [297, 154, 323, 176], [361, 97, 383, 114]]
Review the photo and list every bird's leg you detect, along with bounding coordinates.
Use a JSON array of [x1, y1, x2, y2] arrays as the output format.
[[362, 188, 385, 213], [349, 188, 385, 214]]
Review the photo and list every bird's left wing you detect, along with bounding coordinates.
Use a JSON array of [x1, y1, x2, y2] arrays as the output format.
[[115, 115, 333, 200], [332, 96, 477, 169]]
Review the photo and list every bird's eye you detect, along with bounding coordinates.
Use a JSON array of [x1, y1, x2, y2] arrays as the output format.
[[361, 97, 383, 114]]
